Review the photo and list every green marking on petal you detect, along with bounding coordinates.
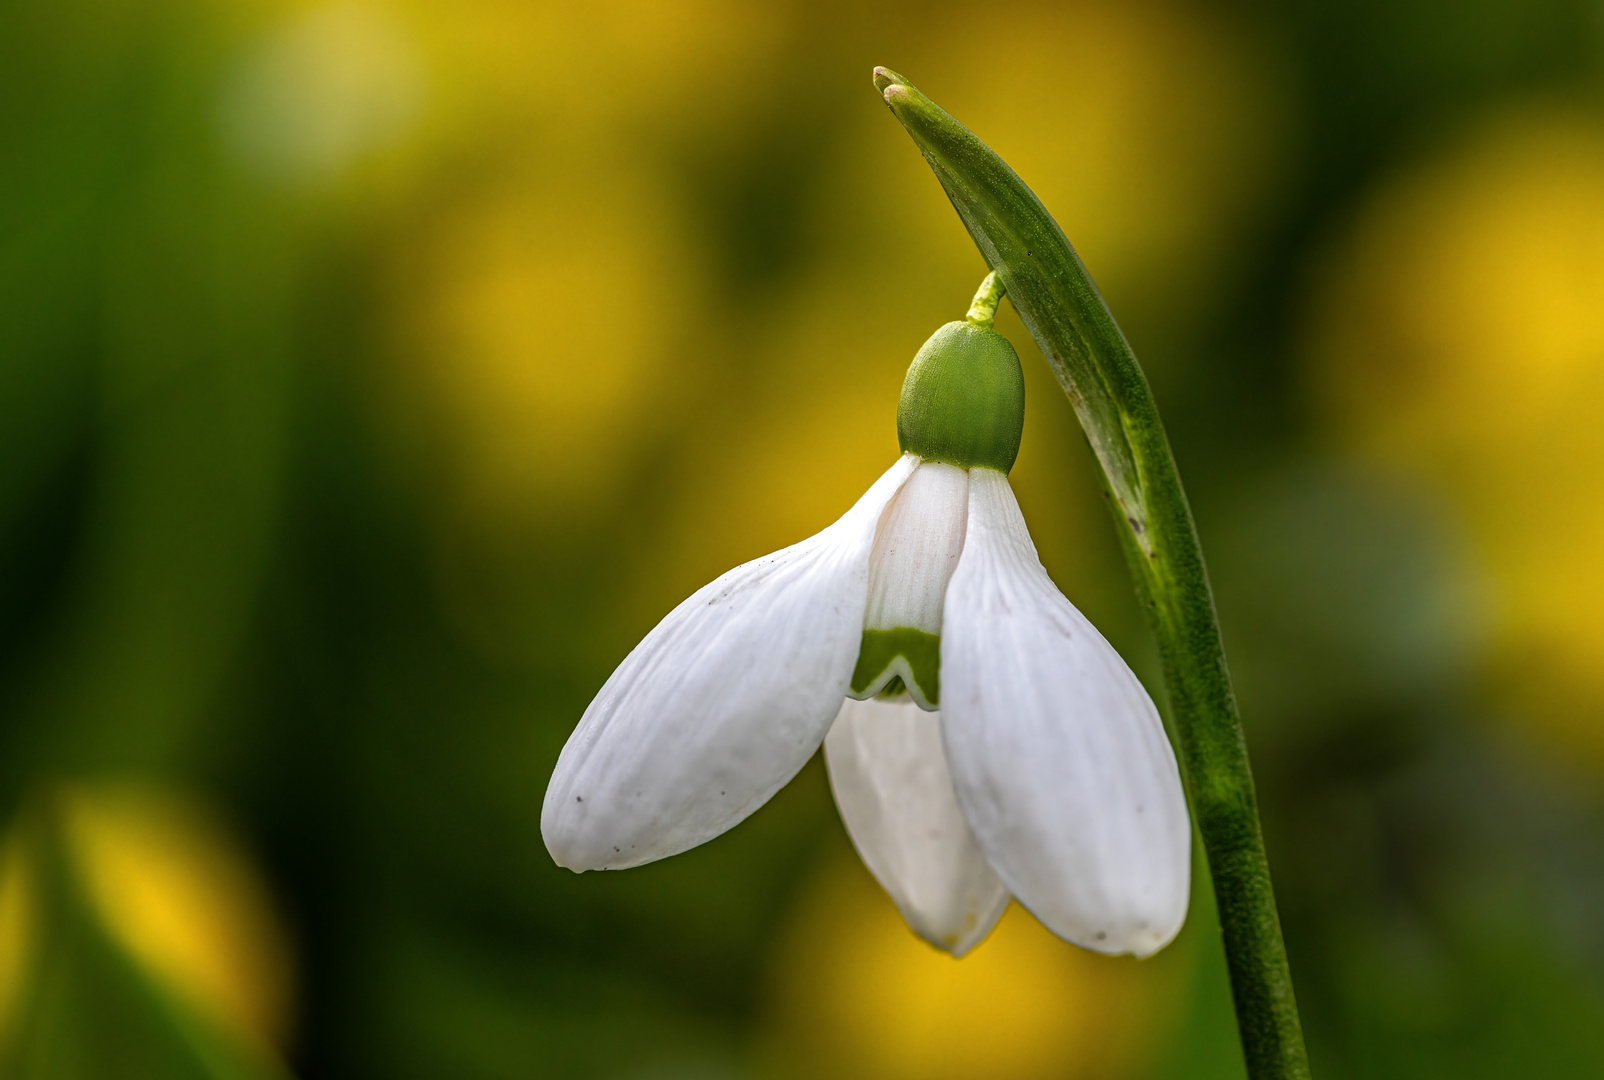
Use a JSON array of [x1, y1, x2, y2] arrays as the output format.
[[876, 675, 908, 700], [851, 627, 941, 707]]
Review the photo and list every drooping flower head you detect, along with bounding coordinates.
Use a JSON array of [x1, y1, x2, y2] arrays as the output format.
[[542, 277, 1190, 958]]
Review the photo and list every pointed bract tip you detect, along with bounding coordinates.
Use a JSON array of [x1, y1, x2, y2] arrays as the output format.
[[873, 66, 910, 103]]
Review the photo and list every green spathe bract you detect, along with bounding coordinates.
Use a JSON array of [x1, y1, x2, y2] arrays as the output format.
[[875, 66, 1311, 1080], [898, 322, 1025, 474]]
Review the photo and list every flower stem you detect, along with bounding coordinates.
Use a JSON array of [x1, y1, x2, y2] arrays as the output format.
[[964, 271, 1006, 329], [874, 67, 1311, 1080]]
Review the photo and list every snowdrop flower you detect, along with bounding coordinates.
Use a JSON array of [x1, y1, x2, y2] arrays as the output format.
[[542, 287, 1190, 958]]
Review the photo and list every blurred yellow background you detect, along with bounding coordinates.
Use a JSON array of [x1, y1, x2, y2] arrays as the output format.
[[2, 1, 1602, 1078]]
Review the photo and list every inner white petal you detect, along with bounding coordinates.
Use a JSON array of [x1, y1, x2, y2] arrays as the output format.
[[863, 461, 969, 634], [824, 696, 1011, 957]]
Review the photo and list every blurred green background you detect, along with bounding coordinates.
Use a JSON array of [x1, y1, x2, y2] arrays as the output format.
[[3, 0, 1604, 1077]]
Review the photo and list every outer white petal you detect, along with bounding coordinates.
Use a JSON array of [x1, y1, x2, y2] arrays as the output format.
[[542, 454, 919, 871], [940, 469, 1190, 957], [823, 697, 1010, 957]]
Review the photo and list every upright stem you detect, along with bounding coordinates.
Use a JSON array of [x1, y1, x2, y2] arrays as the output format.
[[873, 68, 1311, 1080]]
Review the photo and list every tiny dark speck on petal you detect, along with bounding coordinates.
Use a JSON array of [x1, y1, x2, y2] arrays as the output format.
[[720, 791, 726, 796], [576, 796, 582, 802], [1095, 931, 1107, 941], [614, 846, 620, 852]]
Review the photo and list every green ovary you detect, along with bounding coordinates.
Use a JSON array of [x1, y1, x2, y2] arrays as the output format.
[[896, 321, 1025, 473], [851, 628, 941, 706]]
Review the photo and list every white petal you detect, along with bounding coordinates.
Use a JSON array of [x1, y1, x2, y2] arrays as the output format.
[[862, 461, 969, 634], [542, 454, 919, 871], [940, 468, 1190, 957], [824, 697, 1010, 957]]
